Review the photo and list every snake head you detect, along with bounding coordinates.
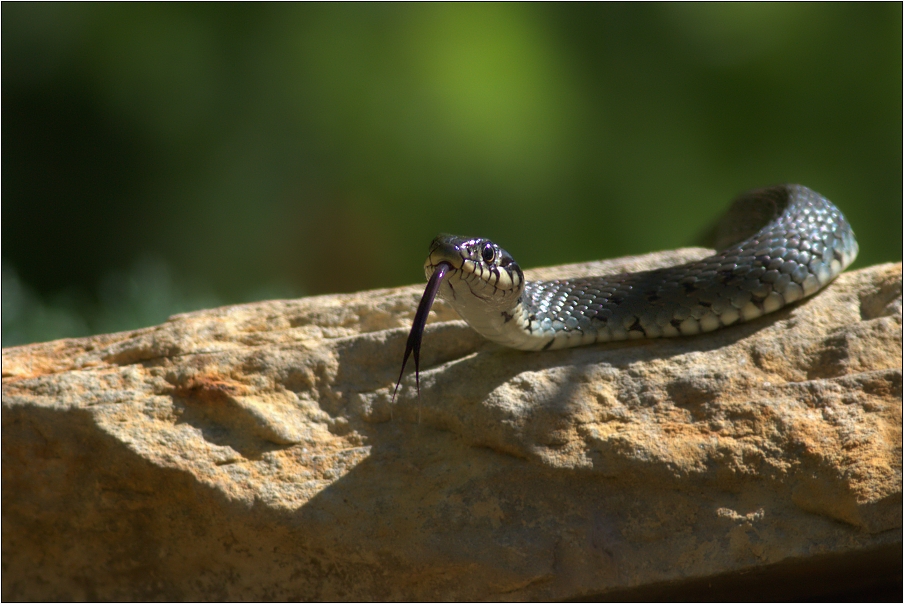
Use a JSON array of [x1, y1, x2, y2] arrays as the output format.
[[424, 234, 524, 307], [394, 235, 524, 406]]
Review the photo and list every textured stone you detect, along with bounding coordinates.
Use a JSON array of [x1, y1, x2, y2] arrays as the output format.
[[2, 250, 901, 601]]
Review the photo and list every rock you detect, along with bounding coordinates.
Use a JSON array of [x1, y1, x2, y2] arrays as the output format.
[[3, 250, 901, 601]]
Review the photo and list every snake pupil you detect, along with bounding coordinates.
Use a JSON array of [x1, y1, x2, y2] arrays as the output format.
[[482, 243, 495, 263]]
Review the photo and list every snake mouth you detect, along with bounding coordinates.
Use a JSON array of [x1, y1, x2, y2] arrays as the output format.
[[425, 235, 467, 276]]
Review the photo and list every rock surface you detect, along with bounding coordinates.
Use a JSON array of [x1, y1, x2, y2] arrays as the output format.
[[3, 250, 902, 601]]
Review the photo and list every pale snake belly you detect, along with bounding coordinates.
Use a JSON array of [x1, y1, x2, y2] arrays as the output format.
[[393, 184, 858, 397]]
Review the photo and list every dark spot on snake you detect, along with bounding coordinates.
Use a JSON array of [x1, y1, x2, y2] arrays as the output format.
[[501, 311, 514, 323], [671, 319, 683, 328], [682, 282, 697, 293], [542, 338, 555, 351]]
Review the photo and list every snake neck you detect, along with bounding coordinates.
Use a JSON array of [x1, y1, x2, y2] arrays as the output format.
[[435, 278, 543, 350]]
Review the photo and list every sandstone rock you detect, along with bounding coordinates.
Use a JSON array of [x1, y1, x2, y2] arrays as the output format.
[[3, 251, 901, 601]]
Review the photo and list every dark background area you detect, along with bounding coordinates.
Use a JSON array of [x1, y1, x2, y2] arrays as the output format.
[[3, 4, 901, 346]]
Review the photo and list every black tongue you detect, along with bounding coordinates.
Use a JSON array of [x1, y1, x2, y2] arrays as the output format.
[[391, 262, 451, 404]]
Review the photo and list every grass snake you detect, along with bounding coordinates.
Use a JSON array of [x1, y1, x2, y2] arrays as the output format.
[[393, 184, 858, 398]]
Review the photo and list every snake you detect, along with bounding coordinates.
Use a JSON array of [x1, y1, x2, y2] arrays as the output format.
[[393, 184, 858, 398]]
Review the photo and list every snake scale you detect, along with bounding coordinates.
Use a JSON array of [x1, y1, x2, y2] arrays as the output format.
[[394, 184, 858, 396]]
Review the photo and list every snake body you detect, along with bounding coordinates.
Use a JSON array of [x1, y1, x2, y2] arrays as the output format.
[[394, 185, 857, 394]]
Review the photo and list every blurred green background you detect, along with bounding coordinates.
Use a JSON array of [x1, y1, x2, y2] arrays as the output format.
[[3, 3, 901, 346]]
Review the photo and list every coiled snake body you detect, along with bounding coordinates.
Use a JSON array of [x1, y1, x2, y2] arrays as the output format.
[[394, 185, 858, 395]]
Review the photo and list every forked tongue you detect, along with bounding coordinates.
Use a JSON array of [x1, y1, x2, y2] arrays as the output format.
[[392, 261, 451, 404]]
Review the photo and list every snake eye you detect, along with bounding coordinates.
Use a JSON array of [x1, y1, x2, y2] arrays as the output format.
[[481, 242, 496, 264]]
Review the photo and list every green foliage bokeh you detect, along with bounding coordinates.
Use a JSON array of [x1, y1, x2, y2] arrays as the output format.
[[3, 3, 901, 346]]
